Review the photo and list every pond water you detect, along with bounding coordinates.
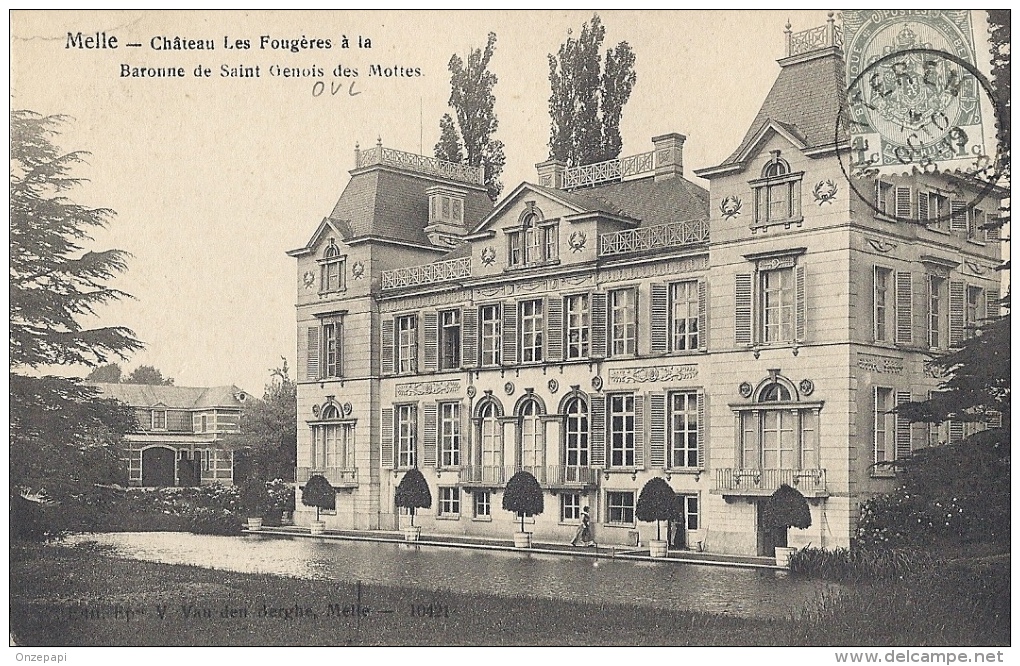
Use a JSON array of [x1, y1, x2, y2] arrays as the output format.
[[67, 532, 833, 619]]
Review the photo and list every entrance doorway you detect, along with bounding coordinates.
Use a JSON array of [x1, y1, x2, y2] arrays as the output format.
[[141, 446, 176, 487]]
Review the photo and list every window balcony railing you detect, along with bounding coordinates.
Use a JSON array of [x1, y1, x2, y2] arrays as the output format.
[[458, 465, 513, 487], [380, 256, 471, 290], [711, 468, 827, 498], [355, 143, 484, 185], [599, 218, 709, 256], [458, 465, 598, 489], [562, 150, 655, 190], [296, 466, 359, 488]]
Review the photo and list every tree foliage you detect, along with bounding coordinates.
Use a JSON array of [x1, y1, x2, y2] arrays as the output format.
[[762, 484, 812, 532], [10, 110, 141, 502], [123, 364, 174, 385], [547, 14, 637, 166], [502, 470, 544, 531], [435, 32, 506, 201], [222, 359, 296, 483], [987, 10, 1010, 183], [301, 474, 336, 521], [394, 468, 432, 527], [635, 476, 676, 541], [85, 363, 123, 383]]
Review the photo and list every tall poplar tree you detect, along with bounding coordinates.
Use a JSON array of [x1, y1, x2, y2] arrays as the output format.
[[547, 14, 637, 166], [435, 32, 506, 202]]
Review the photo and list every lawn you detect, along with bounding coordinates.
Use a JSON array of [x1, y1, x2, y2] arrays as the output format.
[[9, 540, 1009, 646]]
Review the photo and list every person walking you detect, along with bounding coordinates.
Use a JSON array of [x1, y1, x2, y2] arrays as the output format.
[[571, 506, 595, 546]]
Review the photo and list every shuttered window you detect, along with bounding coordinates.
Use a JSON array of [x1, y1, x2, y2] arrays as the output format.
[[439, 309, 461, 370], [380, 319, 394, 375], [667, 391, 699, 468], [479, 304, 502, 366], [461, 307, 478, 368], [873, 267, 892, 342], [928, 276, 947, 349], [563, 396, 590, 468], [873, 387, 894, 464], [564, 294, 589, 359], [894, 271, 913, 345], [590, 293, 608, 358], [589, 394, 606, 467], [501, 302, 518, 365], [422, 311, 439, 372], [306, 326, 320, 380], [439, 402, 461, 467], [669, 281, 699, 351], [608, 394, 636, 468], [895, 186, 912, 219], [380, 407, 394, 470], [609, 288, 637, 356], [396, 404, 417, 469], [422, 403, 438, 468], [545, 296, 564, 362], [396, 315, 418, 374], [734, 273, 753, 345], [519, 299, 543, 363]]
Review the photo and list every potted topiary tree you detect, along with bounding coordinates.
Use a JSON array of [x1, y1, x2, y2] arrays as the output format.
[[239, 479, 272, 531], [636, 477, 677, 557], [394, 468, 431, 541], [301, 474, 335, 535], [502, 470, 544, 548], [762, 484, 812, 567]]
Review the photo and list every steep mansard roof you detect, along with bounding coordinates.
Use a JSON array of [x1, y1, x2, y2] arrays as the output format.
[[89, 383, 248, 409]]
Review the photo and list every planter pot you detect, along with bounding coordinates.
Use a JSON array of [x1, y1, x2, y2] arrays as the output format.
[[309, 520, 326, 536], [246, 517, 263, 531], [403, 526, 421, 542], [775, 546, 797, 569], [648, 539, 668, 558], [513, 532, 532, 549]]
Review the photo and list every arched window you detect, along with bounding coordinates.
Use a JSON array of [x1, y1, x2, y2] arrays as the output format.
[[508, 207, 557, 268], [762, 159, 790, 179], [523, 214, 540, 265], [563, 395, 590, 473], [734, 375, 819, 474], [310, 403, 355, 473], [319, 241, 345, 293], [752, 152, 801, 226], [759, 383, 792, 402], [475, 399, 503, 483], [517, 396, 545, 471]]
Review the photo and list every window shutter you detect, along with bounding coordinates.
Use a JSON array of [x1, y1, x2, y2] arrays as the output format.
[[502, 302, 518, 365], [948, 420, 964, 444], [697, 279, 708, 351], [650, 283, 669, 354], [917, 191, 928, 221], [795, 265, 806, 342], [381, 318, 394, 375], [423, 403, 438, 468], [545, 296, 564, 362], [895, 186, 911, 218], [696, 390, 706, 469], [986, 288, 1000, 319], [380, 407, 394, 470], [590, 394, 606, 467], [950, 200, 968, 232], [894, 271, 913, 345], [734, 273, 753, 346], [590, 292, 608, 358], [986, 220, 1001, 242], [306, 326, 320, 380], [423, 311, 439, 372], [949, 281, 965, 346], [649, 393, 666, 469], [633, 393, 644, 469], [461, 307, 478, 368], [894, 391, 912, 459], [872, 386, 883, 464]]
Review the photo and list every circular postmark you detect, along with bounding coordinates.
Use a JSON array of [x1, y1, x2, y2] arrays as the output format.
[[837, 47, 1006, 226]]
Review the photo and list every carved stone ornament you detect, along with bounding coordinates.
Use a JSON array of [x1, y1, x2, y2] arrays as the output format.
[[480, 246, 497, 266], [504, 381, 515, 396], [964, 260, 987, 275], [466, 385, 477, 399], [343, 402, 353, 416], [568, 231, 587, 253], [867, 238, 898, 253], [608, 365, 698, 384], [799, 379, 815, 396], [351, 261, 365, 280], [395, 380, 461, 397], [548, 379, 560, 394], [591, 376, 604, 392], [302, 271, 316, 289], [720, 195, 742, 220], [311, 404, 321, 417], [812, 179, 838, 205], [738, 382, 753, 398]]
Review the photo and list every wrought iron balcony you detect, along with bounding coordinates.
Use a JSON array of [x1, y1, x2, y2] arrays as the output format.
[[355, 143, 484, 185], [296, 466, 359, 488], [458, 465, 512, 487], [711, 468, 828, 498], [458, 465, 598, 490], [563, 150, 655, 190], [599, 218, 709, 256], [380, 256, 471, 290], [786, 15, 842, 58]]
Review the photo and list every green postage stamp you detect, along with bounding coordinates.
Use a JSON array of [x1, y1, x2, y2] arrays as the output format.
[[841, 10, 997, 178]]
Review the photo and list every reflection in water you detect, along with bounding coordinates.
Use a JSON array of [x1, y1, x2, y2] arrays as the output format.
[[67, 532, 832, 619]]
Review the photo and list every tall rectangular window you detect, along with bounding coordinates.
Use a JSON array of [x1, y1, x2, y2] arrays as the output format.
[[439, 402, 460, 467], [876, 180, 894, 216], [565, 294, 590, 359], [609, 288, 637, 356], [923, 191, 949, 230], [668, 392, 699, 468], [681, 495, 700, 530], [874, 387, 894, 464], [438, 487, 460, 517], [608, 394, 636, 467], [508, 234, 522, 267], [520, 299, 544, 363], [966, 286, 983, 338], [607, 491, 635, 525], [323, 321, 340, 378], [397, 315, 418, 374], [543, 225, 558, 262], [670, 281, 699, 351], [321, 259, 344, 293], [560, 493, 581, 521], [968, 208, 985, 241], [762, 268, 794, 342], [439, 309, 461, 370], [928, 276, 946, 348], [473, 491, 491, 518], [479, 304, 502, 366], [396, 404, 417, 469], [151, 410, 167, 430], [873, 267, 892, 342]]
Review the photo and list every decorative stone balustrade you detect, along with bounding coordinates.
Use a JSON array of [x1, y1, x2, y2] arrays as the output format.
[[380, 256, 472, 290], [355, 143, 484, 185], [599, 219, 709, 256]]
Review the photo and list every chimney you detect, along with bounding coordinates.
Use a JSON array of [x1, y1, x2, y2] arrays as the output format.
[[535, 159, 567, 189], [652, 133, 686, 181]]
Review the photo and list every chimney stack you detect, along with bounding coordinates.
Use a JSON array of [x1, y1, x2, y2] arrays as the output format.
[[535, 159, 567, 189], [652, 133, 686, 181]]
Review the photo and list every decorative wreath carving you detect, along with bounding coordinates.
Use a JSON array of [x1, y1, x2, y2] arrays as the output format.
[[799, 379, 815, 397], [302, 271, 316, 289], [720, 195, 742, 220], [480, 246, 497, 266], [568, 231, 587, 253], [351, 261, 365, 279], [813, 179, 838, 205], [738, 382, 753, 398]]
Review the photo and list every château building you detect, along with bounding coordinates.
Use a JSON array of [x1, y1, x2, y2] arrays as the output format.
[[91, 383, 249, 487], [287, 19, 1002, 555]]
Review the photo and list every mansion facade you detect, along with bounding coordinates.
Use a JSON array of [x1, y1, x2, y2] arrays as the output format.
[[288, 21, 1002, 555]]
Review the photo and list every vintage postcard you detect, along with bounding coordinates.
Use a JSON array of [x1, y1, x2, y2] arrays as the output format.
[[9, 9, 1010, 656]]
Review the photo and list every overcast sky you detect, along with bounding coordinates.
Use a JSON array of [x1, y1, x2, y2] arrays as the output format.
[[12, 9, 853, 393]]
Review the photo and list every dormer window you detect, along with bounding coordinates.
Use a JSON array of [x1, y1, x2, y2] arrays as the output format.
[[428, 186, 466, 226], [750, 152, 803, 229], [151, 409, 167, 431], [507, 206, 558, 268], [319, 241, 345, 294]]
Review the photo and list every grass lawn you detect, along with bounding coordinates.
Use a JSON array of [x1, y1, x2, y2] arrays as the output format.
[[9, 540, 1009, 647]]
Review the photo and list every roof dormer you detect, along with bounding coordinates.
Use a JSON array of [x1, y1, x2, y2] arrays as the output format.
[[425, 185, 470, 247]]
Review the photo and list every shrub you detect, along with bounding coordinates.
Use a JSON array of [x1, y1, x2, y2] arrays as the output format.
[[635, 477, 676, 541], [762, 484, 811, 548], [394, 469, 431, 527], [187, 508, 243, 536], [789, 545, 937, 583], [301, 474, 336, 522], [10, 494, 65, 541], [502, 471, 543, 532], [239, 480, 272, 517]]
